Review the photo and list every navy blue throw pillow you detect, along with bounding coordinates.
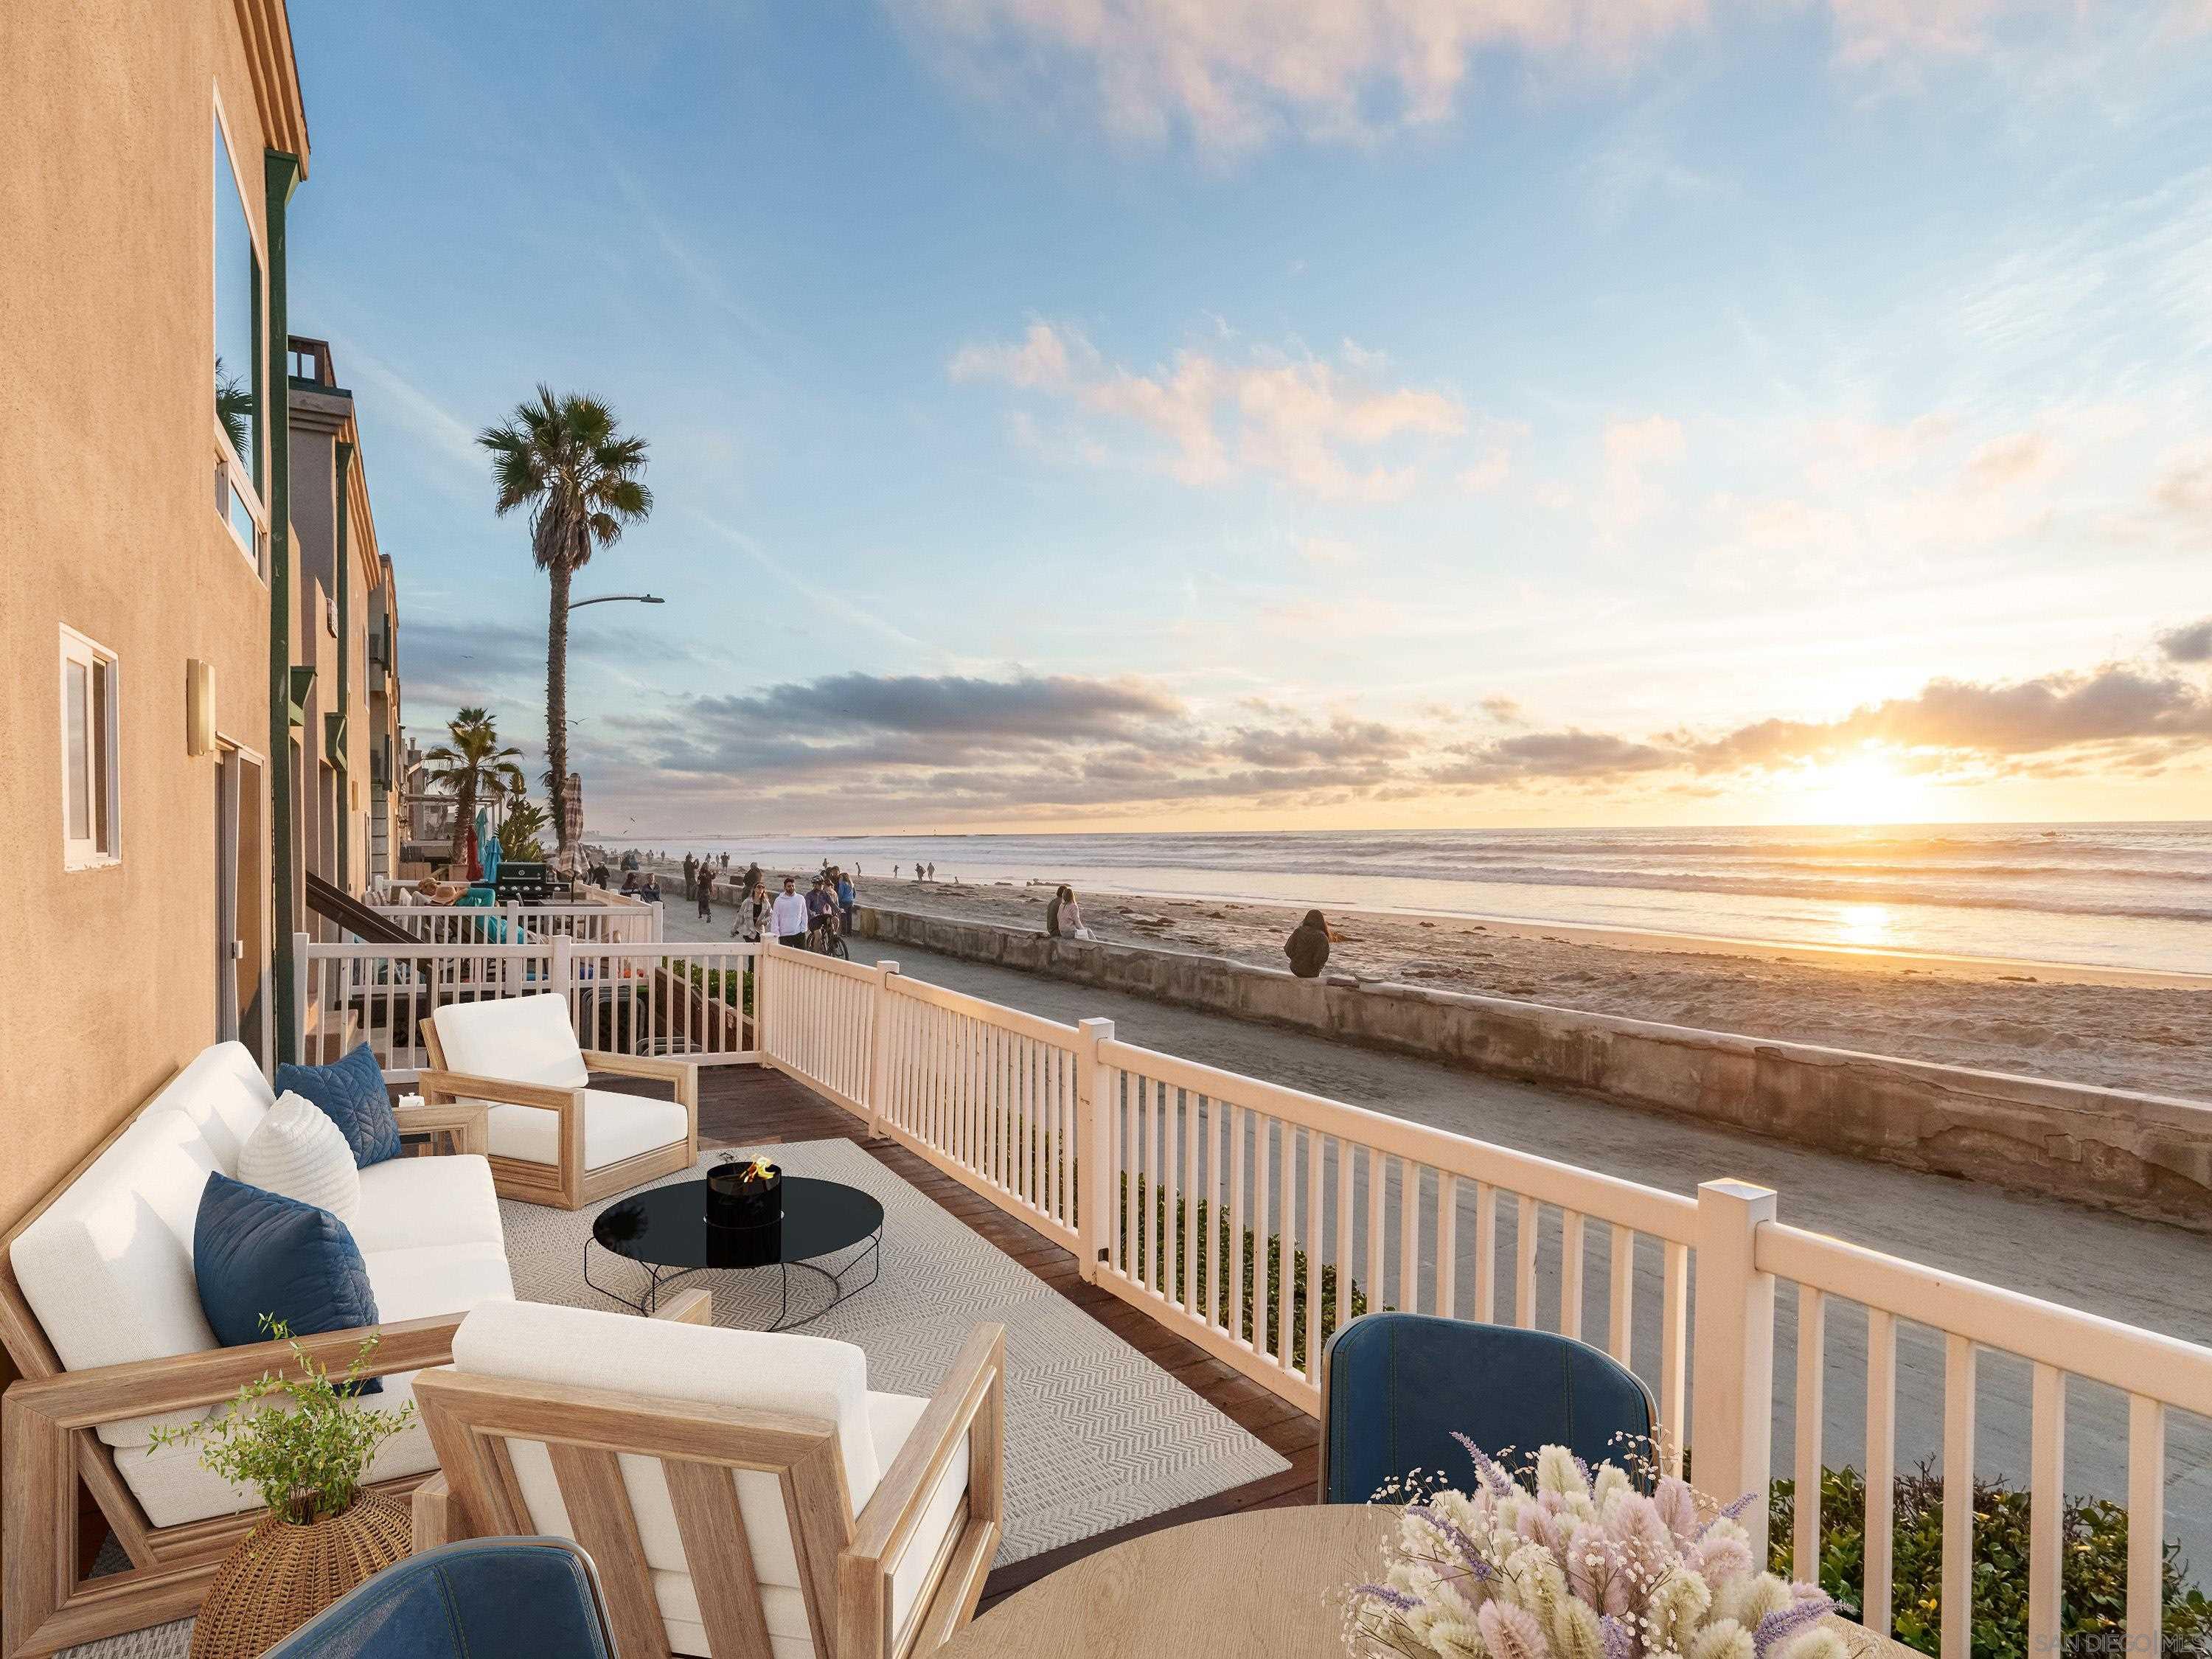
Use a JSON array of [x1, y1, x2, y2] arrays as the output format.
[[276, 1043, 400, 1168], [194, 1173, 383, 1393]]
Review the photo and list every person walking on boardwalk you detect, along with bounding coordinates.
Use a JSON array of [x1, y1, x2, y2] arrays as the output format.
[[683, 852, 697, 900], [1285, 910, 1331, 978], [836, 869, 858, 933], [695, 863, 714, 922], [771, 875, 809, 947]]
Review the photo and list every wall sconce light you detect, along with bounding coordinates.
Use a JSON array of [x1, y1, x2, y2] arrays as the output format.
[[184, 660, 215, 757]]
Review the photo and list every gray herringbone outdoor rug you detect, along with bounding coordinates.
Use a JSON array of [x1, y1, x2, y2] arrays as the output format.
[[65, 1138, 1286, 1658]]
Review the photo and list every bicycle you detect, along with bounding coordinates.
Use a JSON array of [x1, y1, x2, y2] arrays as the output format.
[[806, 917, 849, 960]]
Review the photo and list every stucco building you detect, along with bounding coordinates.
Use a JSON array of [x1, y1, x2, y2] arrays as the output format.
[[0, 0, 410, 1259]]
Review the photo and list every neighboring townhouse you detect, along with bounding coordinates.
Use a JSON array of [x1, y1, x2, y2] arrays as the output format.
[[286, 335, 405, 908], [369, 554, 405, 883]]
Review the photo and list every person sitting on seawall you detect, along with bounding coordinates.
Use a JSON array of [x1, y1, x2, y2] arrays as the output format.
[[1284, 909, 1331, 978], [1046, 885, 1093, 942]]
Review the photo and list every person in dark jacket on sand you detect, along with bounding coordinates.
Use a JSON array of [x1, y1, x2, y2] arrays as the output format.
[[1285, 911, 1331, 978]]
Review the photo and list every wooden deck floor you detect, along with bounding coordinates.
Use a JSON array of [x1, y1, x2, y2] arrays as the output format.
[[694, 1062, 1320, 1610]]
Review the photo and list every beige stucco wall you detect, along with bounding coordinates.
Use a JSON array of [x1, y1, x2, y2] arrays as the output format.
[[0, 2, 291, 1239]]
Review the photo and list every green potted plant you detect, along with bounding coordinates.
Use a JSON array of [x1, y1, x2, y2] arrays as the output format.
[[150, 1318, 417, 1659]]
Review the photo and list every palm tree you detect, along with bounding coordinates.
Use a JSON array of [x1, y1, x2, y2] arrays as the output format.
[[421, 708, 526, 874], [476, 387, 652, 869]]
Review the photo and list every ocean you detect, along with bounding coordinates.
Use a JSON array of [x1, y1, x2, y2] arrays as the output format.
[[657, 822, 2212, 976]]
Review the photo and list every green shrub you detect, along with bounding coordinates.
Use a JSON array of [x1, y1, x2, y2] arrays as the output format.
[[1116, 1176, 1368, 1357], [1768, 1461, 2212, 1658]]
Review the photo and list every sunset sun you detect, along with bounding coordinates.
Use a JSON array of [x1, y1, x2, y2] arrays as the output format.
[[1788, 747, 1933, 826]]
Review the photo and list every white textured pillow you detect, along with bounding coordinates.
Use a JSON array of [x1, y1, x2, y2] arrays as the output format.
[[237, 1091, 361, 1224]]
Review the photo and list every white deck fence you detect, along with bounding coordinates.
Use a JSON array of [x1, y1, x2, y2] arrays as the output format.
[[296, 934, 756, 1077], [297, 939, 2212, 1658], [369, 900, 664, 946]]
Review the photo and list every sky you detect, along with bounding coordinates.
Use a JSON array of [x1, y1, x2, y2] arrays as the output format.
[[286, 0, 2212, 838]]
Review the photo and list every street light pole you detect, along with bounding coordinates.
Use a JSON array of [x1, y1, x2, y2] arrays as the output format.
[[566, 592, 665, 611]]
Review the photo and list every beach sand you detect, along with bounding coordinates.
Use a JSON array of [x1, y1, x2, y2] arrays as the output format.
[[638, 855, 2210, 1100]]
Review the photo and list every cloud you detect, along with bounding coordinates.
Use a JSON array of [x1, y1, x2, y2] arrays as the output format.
[[691, 672, 1183, 737], [1965, 429, 2053, 488], [2156, 443, 2212, 518], [890, 0, 2085, 157], [583, 623, 2212, 825], [2159, 617, 2212, 664], [950, 322, 1471, 498]]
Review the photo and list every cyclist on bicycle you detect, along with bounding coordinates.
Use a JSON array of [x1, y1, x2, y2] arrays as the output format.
[[804, 875, 838, 948]]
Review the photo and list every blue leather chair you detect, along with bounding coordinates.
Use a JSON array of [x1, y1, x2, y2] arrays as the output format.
[[1319, 1312, 1658, 1503], [262, 1537, 616, 1658]]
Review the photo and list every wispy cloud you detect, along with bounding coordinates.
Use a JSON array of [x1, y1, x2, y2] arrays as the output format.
[[952, 321, 1470, 498], [333, 340, 483, 476], [890, 0, 2118, 157]]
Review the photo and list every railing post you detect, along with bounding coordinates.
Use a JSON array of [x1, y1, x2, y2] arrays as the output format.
[[1692, 1179, 1778, 1557], [552, 936, 573, 1034], [1075, 1018, 1115, 1284], [866, 961, 900, 1139], [758, 942, 776, 1065], [291, 932, 311, 1065]]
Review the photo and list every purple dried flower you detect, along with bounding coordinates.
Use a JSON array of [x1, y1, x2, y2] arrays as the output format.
[[1753, 1593, 1836, 1657], [1355, 1583, 1423, 1613], [1408, 1503, 1495, 1580], [1451, 1431, 1521, 1497], [1599, 1613, 1638, 1659]]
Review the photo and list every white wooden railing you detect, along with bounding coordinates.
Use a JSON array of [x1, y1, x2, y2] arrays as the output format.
[[1088, 1031, 1703, 1436], [307, 939, 2212, 1650], [1755, 1220, 2212, 1658], [371, 900, 663, 946], [296, 934, 756, 1078]]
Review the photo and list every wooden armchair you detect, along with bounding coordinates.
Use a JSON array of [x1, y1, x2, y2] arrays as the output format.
[[411, 1301, 1006, 1659], [418, 992, 699, 1209]]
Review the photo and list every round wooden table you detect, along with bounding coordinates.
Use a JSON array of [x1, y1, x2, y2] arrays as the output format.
[[942, 1506, 1912, 1659], [942, 1506, 1394, 1659]]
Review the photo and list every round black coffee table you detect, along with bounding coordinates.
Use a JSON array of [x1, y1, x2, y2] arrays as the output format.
[[583, 1176, 884, 1329]]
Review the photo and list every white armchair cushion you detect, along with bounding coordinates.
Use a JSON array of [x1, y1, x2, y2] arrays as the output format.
[[430, 992, 588, 1090], [238, 1092, 361, 1224], [482, 1088, 689, 1169], [450, 1301, 959, 1657]]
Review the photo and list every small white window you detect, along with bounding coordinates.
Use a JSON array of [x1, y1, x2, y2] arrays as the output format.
[[60, 627, 121, 868]]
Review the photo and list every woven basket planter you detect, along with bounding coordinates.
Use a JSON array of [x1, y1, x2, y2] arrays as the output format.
[[189, 1490, 412, 1659]]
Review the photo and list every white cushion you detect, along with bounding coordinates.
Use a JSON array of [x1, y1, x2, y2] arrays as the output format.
[[10, 1040, 513, 1499], [450, 1301, 969, 1657], [352, 1154, 504, 1254], [237, 1093, 360, 1224], [150, 1041, 275, 1172], [11, 1044, 276, 1395], [120, 1406, 440, 1531], [431, 993, 588, 1090], [362, 1240, 515, 1325], [114, 1234, 516, 1528], [478, 1088, 688, 1170]]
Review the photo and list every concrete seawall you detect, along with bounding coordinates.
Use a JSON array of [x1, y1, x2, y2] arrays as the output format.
[[857, 905, 2212, 1233]]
